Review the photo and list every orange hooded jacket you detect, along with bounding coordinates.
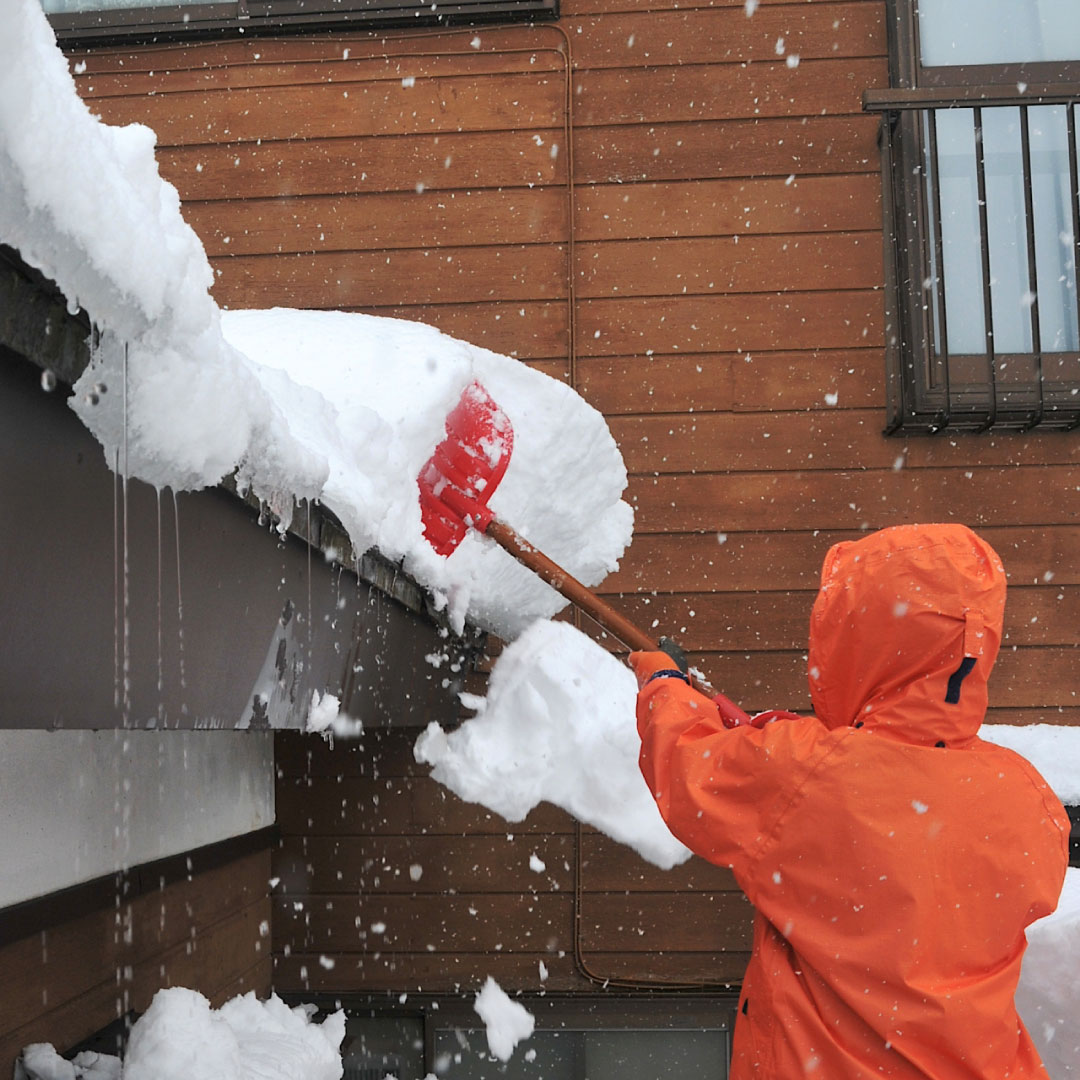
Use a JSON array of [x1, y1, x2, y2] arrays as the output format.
[[634, 524, 1069, 1080]]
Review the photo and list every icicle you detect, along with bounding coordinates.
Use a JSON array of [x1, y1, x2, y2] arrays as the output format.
[[172, 488, 188, 719]]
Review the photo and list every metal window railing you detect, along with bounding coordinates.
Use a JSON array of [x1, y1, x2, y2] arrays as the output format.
[[866, 87, 1080, 433]]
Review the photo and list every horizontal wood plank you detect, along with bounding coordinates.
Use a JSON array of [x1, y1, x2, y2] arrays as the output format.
[[275, 775, 575, 836], [88, 72, 564, 146], [573, 115, 880, 184], [158, 129, 567, 201], [274, 834, 576, 894], [596, 586, 1080, 652], [611, 410, 1080, 475], [603, 526, 1080, 593], [187, 188, 567, 257], [211, 243, 566, 310], [573, 58, 886, 126], [565, 3, 885, 69], [272, 947, 749, 993], [575, 232, 882, 298], [574, 174, 882, 242], [274, 891, 751, 953], [625, 465, 1080, 533], [575, 350, 882, 414], [577, 290, 882, 355]]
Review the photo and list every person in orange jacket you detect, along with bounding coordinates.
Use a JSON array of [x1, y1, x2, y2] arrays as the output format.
[[630, 523, 1069, 1080]]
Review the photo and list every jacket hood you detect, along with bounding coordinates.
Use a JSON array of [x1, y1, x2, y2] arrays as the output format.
[[807, 523, 1006, 744]]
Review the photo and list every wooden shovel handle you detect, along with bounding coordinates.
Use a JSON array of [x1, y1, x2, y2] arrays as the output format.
[[485, 518, 713, 695]]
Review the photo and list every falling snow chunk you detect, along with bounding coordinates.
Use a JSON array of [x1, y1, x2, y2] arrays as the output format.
[[911, 800, 929, 815], [824, 391, 839, 406], [529, 853, 546, 873], [415, 619, 691, 869], [474, 978, 535, 1062]]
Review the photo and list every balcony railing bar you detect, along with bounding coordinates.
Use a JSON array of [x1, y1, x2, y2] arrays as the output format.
[[926, 108, 952, 430], [972, 106, 998, 430], [1018, 105, 1046, 430]]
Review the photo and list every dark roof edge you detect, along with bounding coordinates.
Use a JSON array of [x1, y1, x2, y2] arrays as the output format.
[[0, 243, 468, 637]]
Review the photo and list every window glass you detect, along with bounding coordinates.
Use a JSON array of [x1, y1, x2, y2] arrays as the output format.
[[924, 105, 1079, 357], [917, 0, 1080, 67]]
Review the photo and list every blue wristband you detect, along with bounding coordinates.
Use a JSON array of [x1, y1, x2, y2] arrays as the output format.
[[645, 668, 690, 685]]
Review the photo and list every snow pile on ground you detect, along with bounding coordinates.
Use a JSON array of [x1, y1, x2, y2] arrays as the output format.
[[19, 990, 345, 1080], [0, 0, 631, 640], [473, 977, 535, 1062], [981, 724, 1080, 803], [415, 619, 691, 869], [16, 1046, 120, 1080], [1018, 867, 1080, 1078], [123, 989, 345, 1080]]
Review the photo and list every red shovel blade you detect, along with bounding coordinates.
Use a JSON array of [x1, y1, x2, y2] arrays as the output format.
[[418, 380, 514, 556]]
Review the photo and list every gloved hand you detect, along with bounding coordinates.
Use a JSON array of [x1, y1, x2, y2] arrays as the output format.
[[628, 650, 689, 691], [657, 635, 689, 673]]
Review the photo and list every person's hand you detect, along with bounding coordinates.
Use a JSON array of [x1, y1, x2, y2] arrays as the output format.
[[628, 650, 687, 691], [657, 635, 689, 673]]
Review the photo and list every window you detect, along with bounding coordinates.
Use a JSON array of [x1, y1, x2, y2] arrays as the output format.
[[43, 0, 557, 46], [866, 0, 1080, 432]]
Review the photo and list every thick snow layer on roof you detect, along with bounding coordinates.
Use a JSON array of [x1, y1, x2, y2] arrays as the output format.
[[0, 0, 631, 640]]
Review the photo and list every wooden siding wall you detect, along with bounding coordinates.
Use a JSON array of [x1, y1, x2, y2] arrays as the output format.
[[71, 0, 1079, 728], [0, 847, 271, 1075], [274, 730, 752, 995], [68, 0, 1079, 999]]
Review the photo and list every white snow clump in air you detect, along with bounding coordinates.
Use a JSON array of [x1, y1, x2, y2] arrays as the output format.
[[121, 988, 345, 1080], [17, 1045, 120, 1080], [1017, 867, 1080, 1078], [473, 977, 535, 1062], [415, 619, 691, 870], [0, 0, 632, 641], [305, 690, 362, 739]]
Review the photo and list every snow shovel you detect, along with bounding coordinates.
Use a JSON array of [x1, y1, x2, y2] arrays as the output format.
[[417, 380, 715, 695]]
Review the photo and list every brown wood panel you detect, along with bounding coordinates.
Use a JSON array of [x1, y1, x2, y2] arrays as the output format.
[[274, 891, 750, 954], [611, 411, 1080, 475], [357, 301, 568, 360], [564, 3, 885, 69], [575, 350, 882, 414], [273, 947, 749, 993], [0, 849, 270, 1040], [67, 25, 569, 75], [577, 290, 882, 355], [603, 526, 1080, 593], [275, 727, 426, 778], [275, 834, 576, 894], [77, 49, 565, 98], [157, 129, 566, 201], [87, 72, 563, 146], [275, 774, 575, 835], [187, 188, 567, 257], [985, 708, 1080, 727], [580, 834, 739, 892], [576, 232, 881, 298], [626, 465, 1080, 533], [680, 644, 1080, 713], [574, 115, 880, 184], [0, 890, 269, 1077], [575, 174, 882, 241], [210, 243, 565, 310], [574, 58, 886, 126], [598, 585, 1078, 652], [274, 893, 574, 954]]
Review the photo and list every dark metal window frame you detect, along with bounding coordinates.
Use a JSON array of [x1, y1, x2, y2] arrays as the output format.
[[46, 0, 558, 46], [866, 0, 1080, 433]]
